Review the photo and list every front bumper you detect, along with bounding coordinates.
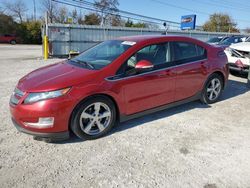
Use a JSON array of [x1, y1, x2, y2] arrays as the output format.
[[9, 87, 78, 141], [228, 63, 249, 74], [12, 118, 70, 142]]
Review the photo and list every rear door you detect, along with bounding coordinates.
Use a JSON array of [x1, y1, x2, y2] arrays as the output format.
[[171, 41, 208, 101]]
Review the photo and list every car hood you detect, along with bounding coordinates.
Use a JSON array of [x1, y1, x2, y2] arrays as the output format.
[[230, 42, 250, 52], [17, 61, 97, 92]]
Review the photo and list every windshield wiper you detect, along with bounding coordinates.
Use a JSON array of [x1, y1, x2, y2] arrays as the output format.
[[70, 59, 95, 70]]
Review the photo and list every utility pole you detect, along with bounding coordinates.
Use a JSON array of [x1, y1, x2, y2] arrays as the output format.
[[33, 0, 36, 21]]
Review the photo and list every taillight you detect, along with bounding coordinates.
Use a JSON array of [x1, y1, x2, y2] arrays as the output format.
[[217, 50, 226, 57]]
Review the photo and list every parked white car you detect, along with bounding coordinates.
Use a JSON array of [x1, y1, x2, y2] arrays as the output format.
[[224, 37, 250, 74]]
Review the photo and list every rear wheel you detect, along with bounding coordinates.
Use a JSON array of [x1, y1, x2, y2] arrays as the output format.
[[70, 96, 116, 140], [201, 74, 223, 104]]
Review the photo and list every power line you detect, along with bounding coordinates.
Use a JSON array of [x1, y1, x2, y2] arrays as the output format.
[[191, 0, 250, 13], [71, 0, 180, 25], [210, 0, 250, 10], [150, 0, 250, 25], [150, 0, 209, 15], [52, 0, 180, 28]]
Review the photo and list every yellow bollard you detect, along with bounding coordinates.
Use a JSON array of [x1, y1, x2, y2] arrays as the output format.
[[43, 35, 48, 60]]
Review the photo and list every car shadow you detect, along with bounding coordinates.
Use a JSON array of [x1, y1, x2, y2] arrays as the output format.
[[220, 78, 249, 101], [58, 78, 249, 144]]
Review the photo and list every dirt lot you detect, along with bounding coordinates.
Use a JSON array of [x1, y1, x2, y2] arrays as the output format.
[[0, 44, 250, 188]]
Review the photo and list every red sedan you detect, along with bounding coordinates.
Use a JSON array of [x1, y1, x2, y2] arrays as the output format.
[[9, 35, 229, 142], [0, 34, 18, 44]]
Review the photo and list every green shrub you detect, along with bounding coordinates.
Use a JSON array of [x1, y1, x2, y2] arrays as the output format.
[[17, 21, 42, 44], [0, 13, 42, 44]]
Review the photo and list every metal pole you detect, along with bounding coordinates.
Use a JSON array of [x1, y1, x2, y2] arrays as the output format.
[[247, 66, 250, 88], [44, 11, 49, 60]]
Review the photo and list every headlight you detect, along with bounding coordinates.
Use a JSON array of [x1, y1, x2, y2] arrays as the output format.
[[224, 47, 232, 55], [24, 87, 71, 104]]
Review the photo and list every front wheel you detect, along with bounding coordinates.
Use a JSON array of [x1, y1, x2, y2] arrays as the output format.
[[201, 74, 223, 104], [70, 96, 117, 140], [10, 40, 16, 45]]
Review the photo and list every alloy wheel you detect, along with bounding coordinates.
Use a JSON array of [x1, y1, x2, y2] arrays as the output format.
[[79, 102, 112, 135], [206, 78, 221, 101]]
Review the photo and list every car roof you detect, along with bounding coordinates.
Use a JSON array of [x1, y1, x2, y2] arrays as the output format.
[[116, 35, 211, 49], [117, 35, 198, 43]]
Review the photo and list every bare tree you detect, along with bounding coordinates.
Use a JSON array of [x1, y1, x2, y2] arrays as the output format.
[[77, 10, 84, 25], [56, 6, 68, 23], [40, 0, 58, 23], [94, 0, 119, 26], [3, 0, 28, 23], [70, 8, 78, 24]]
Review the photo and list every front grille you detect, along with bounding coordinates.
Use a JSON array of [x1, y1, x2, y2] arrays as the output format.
[[229, 63, 249, 69], [10, 88, 25, 105]]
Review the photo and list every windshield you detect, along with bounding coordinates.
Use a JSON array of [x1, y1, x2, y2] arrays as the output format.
[[69, 40, 134, 70], [207, 37, 221, 43]]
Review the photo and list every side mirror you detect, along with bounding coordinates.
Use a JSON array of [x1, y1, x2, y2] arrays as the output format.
[[135, 60, 154, 73]]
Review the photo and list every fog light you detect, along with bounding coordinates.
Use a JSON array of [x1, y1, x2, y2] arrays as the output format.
[[24, 117, 54, 128]]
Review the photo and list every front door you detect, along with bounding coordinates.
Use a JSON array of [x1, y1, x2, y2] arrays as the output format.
[[114, 43, 176, 115]]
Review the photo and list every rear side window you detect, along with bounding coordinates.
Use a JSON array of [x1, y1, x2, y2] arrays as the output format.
[[172, 42, 207, 64]]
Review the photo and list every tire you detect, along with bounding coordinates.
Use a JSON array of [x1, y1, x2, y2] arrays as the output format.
[[70, 96, 117, 140], [200, 74, 223, 104], [10, 40, 16, 45]]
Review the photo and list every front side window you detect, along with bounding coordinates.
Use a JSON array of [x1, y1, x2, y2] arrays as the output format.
[[172, 42, 207, 64], [69, 40, 133, 70], [117, 43, 173, 76]]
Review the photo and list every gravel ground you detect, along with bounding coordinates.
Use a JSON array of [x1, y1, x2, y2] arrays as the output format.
[[0, 44, 250, 188]]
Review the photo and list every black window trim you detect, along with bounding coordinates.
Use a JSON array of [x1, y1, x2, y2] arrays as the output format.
[[106, 57, 208, 81]]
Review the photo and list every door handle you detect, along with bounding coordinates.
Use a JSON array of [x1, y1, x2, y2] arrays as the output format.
[[165, 70, 175, 76], [158, 73, 165, 77]]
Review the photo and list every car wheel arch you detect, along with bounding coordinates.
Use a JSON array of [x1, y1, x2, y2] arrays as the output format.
[[211, 71, 225, 89], [68, 93, 120, 131], [203, 71, 225, 90]]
